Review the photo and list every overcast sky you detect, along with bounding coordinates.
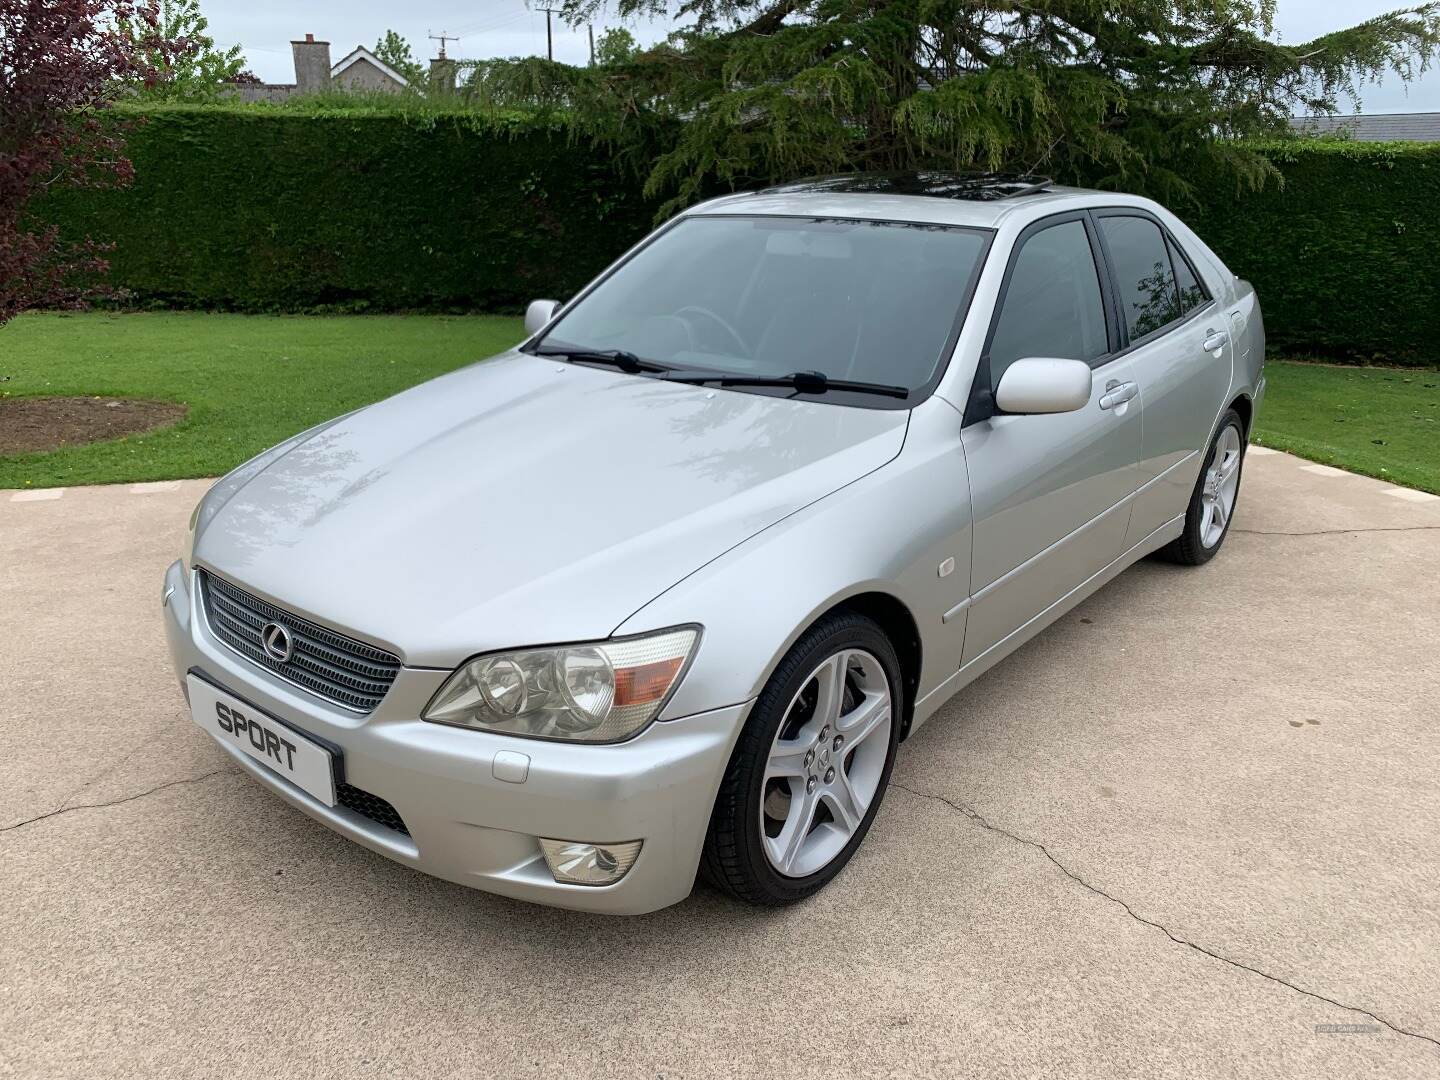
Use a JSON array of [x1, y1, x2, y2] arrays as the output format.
[[209, 1, 1439, 113]]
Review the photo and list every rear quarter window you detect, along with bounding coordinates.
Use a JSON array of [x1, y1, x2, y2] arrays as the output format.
[[1167, 235, 1210, 315]]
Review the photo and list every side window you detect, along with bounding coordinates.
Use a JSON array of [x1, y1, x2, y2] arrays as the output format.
[[1099, 215, 1180, 339], [1167, 235, 1208, 315], [988, 220, 1108, 385]]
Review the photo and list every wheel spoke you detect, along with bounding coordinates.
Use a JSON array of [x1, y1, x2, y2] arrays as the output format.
[[775, 789, 819, 874], [765, 738, 810, 781], [1210, 495, 1227, 531], [837, 690, 889, 750], [810, 651, 849, 728], [1221, 463, 1242, 500], [821, 772, 866, 836]]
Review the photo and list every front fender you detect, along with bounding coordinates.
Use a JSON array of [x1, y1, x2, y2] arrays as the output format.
[[617, 398, 974, 723]]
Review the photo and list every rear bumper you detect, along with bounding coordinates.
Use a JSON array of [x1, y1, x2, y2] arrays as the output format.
[[162, 560, 747, 914]]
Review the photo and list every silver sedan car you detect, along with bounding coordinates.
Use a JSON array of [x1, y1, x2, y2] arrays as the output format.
[[163, 173, 1265, 913]]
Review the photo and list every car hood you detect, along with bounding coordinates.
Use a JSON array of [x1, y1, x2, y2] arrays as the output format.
[[195, 353, 909, 667]]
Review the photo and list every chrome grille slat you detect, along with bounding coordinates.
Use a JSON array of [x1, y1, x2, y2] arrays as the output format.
[[285, 648, 394, 695], [210, 589, 264, 626], [287, 628, 401, 680], [198, 570, 401, 713], [210, 602, 263, 639]]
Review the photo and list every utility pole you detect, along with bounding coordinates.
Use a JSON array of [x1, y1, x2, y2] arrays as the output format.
[[427, 30, 458, 60], [588, 23, 595, 66], [540, 8, 560, 61]]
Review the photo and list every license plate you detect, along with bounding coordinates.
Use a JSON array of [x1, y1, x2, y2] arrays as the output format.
[[187, 674, 338, 806]]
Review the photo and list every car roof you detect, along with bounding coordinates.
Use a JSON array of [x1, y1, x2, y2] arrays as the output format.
[[685, 172, 1151, 230]]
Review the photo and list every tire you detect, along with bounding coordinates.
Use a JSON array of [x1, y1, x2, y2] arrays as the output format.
[[1156, 408, 1246, 566], [700, 612, 903, 906]]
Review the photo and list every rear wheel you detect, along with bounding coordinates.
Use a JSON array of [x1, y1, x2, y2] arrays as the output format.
[[1157, 409, 1246, 565], [701, 613, 901, 905]]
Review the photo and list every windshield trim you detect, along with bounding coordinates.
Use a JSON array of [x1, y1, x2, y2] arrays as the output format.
[[522, 212, 997, 411]]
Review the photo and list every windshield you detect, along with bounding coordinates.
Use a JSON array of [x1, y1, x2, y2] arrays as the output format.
[[532, 215, 991, 407]]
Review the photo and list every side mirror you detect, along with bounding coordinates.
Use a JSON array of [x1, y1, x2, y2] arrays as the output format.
[[524, 298, 560, 336], [993, 357, 1092, 415]]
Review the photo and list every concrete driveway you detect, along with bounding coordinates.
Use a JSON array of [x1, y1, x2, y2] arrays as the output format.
[[3, 452, 1438, 1079]]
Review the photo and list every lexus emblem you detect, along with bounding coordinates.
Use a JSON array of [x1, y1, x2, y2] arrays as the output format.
[[260, 622, 294, 663]]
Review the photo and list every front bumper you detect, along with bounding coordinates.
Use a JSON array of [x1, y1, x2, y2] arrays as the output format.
[[162, 561, 747, 914]]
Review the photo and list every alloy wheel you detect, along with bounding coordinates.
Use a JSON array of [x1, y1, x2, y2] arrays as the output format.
[[1200, 425, 1243, 548], [760, 649, 892, 878]]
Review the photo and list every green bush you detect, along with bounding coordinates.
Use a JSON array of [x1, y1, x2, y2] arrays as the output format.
[[1190, 140, 1440, 365], [35, 107, 1440, 363], [36, 104, 660, 313]]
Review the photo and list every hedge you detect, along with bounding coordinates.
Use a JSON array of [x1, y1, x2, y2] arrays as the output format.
[[35, 107, 1440, 363], [1190, 140, 1440, 365], [35, 105, 661, 313]]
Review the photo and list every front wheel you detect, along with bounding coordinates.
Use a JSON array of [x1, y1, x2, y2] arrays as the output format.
[[1157, 408, 1246, 566], [700, 613, 902, 905]]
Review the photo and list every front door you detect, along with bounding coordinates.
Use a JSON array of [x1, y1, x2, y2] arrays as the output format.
[[960, 214, 1142, 667]]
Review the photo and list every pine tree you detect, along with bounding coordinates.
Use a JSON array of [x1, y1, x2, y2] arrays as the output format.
[[477, 1, 1440, 212]]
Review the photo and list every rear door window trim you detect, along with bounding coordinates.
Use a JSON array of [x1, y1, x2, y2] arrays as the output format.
[[1090, 208, 1217, 354]]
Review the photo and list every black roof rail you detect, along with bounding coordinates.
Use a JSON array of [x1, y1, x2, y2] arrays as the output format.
[[761, 171, 1054, 202]]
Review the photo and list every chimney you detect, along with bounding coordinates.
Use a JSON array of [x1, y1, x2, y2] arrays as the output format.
[[291, 33, 332, 93], [429, 56, 458, 95]]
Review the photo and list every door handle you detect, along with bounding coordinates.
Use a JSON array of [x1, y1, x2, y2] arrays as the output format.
[[1099, 380, 1137, 410], [1203, 329, 1229, 352]]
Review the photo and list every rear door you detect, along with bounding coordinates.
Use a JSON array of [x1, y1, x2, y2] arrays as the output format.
[[1091, 212, 1233, 545], [959, 212, 1143, 667]]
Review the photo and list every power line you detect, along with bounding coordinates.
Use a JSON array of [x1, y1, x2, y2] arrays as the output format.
[[450, 9, 531, 40]]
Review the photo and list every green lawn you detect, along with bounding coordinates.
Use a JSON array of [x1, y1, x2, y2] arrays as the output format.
[[1253, 361, 1440, 495], [0, 312, 526, 489], [1, 312, 1437, 493]]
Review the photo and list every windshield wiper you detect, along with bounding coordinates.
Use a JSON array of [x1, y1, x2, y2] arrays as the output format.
[[662, 369, 910, 400], [532, 346, 671, 374]]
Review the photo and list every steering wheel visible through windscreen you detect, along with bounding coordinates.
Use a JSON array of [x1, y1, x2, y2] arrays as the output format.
[[674, 305, 748, 358]]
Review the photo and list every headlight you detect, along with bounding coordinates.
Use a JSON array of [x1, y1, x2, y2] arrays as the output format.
[[422, 627, 700, 744]]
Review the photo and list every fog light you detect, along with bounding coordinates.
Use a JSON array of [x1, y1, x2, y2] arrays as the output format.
[[539, 838, 642, 886]]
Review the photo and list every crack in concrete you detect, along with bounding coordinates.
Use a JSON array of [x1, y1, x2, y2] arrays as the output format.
[[50, 744, 147, 814], [1235, 525, 1440, 537], [892, 782, 1440, 1050], [1, 769, 231, 834]]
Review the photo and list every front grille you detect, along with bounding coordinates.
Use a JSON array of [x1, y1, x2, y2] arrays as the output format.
[[336, 782, 410, 835], [199, 570, 401, 713]]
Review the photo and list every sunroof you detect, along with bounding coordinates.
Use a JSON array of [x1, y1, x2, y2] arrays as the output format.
[[763, 172, 1053, 201]]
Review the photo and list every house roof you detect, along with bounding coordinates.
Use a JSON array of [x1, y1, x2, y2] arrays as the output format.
[[1288, 111, 1440, 142], [330, 46, 409, 87]]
